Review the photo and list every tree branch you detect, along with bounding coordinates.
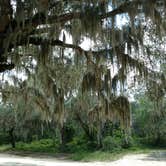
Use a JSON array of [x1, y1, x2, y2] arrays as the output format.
[[17, 36, 87, 54]]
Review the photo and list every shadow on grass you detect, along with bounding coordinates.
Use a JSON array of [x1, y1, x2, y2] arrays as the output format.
[[3, 150, 71, 160], [141, 151, 166, 161]]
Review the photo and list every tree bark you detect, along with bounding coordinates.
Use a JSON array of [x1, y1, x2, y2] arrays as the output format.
[[75, 112, 94, 141], [9, 128, 15, 148], [60, 126, 65, 145]]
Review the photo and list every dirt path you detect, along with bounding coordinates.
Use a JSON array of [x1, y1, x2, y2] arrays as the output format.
[[0, 151, 165, 166]]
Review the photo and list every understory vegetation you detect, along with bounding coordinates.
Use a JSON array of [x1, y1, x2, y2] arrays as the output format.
[[0, 93, 165, 161]]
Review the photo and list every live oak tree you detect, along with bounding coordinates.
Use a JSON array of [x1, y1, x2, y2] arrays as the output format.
[[0, 0, 166, 146]]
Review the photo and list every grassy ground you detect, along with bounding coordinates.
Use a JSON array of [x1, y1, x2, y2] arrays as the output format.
[[69, 147, 154, 161], [0, 144, 11, 152], [15, 139, 58, 153], [0, 140, 165, 162]]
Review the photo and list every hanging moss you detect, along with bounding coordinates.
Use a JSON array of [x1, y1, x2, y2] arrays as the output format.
[[0, 0, 166, 138]]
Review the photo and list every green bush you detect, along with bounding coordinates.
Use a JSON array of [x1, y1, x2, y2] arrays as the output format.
[[66, 135, 97, 152], [102, 136, 122, 152], [62, 124, 75, 143], [67, 136, 87, 152], [16, 139, 59, 153], [121, 136, 134, 148], [0, 133, 10, 145]]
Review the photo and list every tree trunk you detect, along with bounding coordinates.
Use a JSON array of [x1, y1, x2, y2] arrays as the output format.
[[75, 112, 94, 140], [60, 126, 65, 145], [9, 128, 15, 148], [97, 121, 103, 148], [155, 130, 161, 146]]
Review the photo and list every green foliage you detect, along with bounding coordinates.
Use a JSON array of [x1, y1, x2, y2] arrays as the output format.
[[131, 94, 166, 147], [16, 139, 58, 153], [102, 136, 122, 152], [61, 124, 75, 144], [69, 150, 122, 161], [66, 135, 97, 153], [0, 104, 16, 131], [70, 146, 157, 161], [0, 0, 165, 156], [0, 1, 166, 162], [0, 133, 10, 145], [0, 138, 165, 161]]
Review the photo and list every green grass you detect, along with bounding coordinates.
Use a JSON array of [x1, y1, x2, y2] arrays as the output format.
[[15, 139, 58, 153], [70, 146, 153, 161], [70, 151, 121, 161], [0, 139, 165, 162], [0, 144, 12, 152]]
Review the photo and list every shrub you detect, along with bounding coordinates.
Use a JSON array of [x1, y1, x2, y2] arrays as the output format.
[[0, 133, 10, 145], [67, 136, 87, 152], [102, 136, 122, 152], [121, 136, 134, 148], [66, 135, 97, 152], [16, 139, 58, 153]]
